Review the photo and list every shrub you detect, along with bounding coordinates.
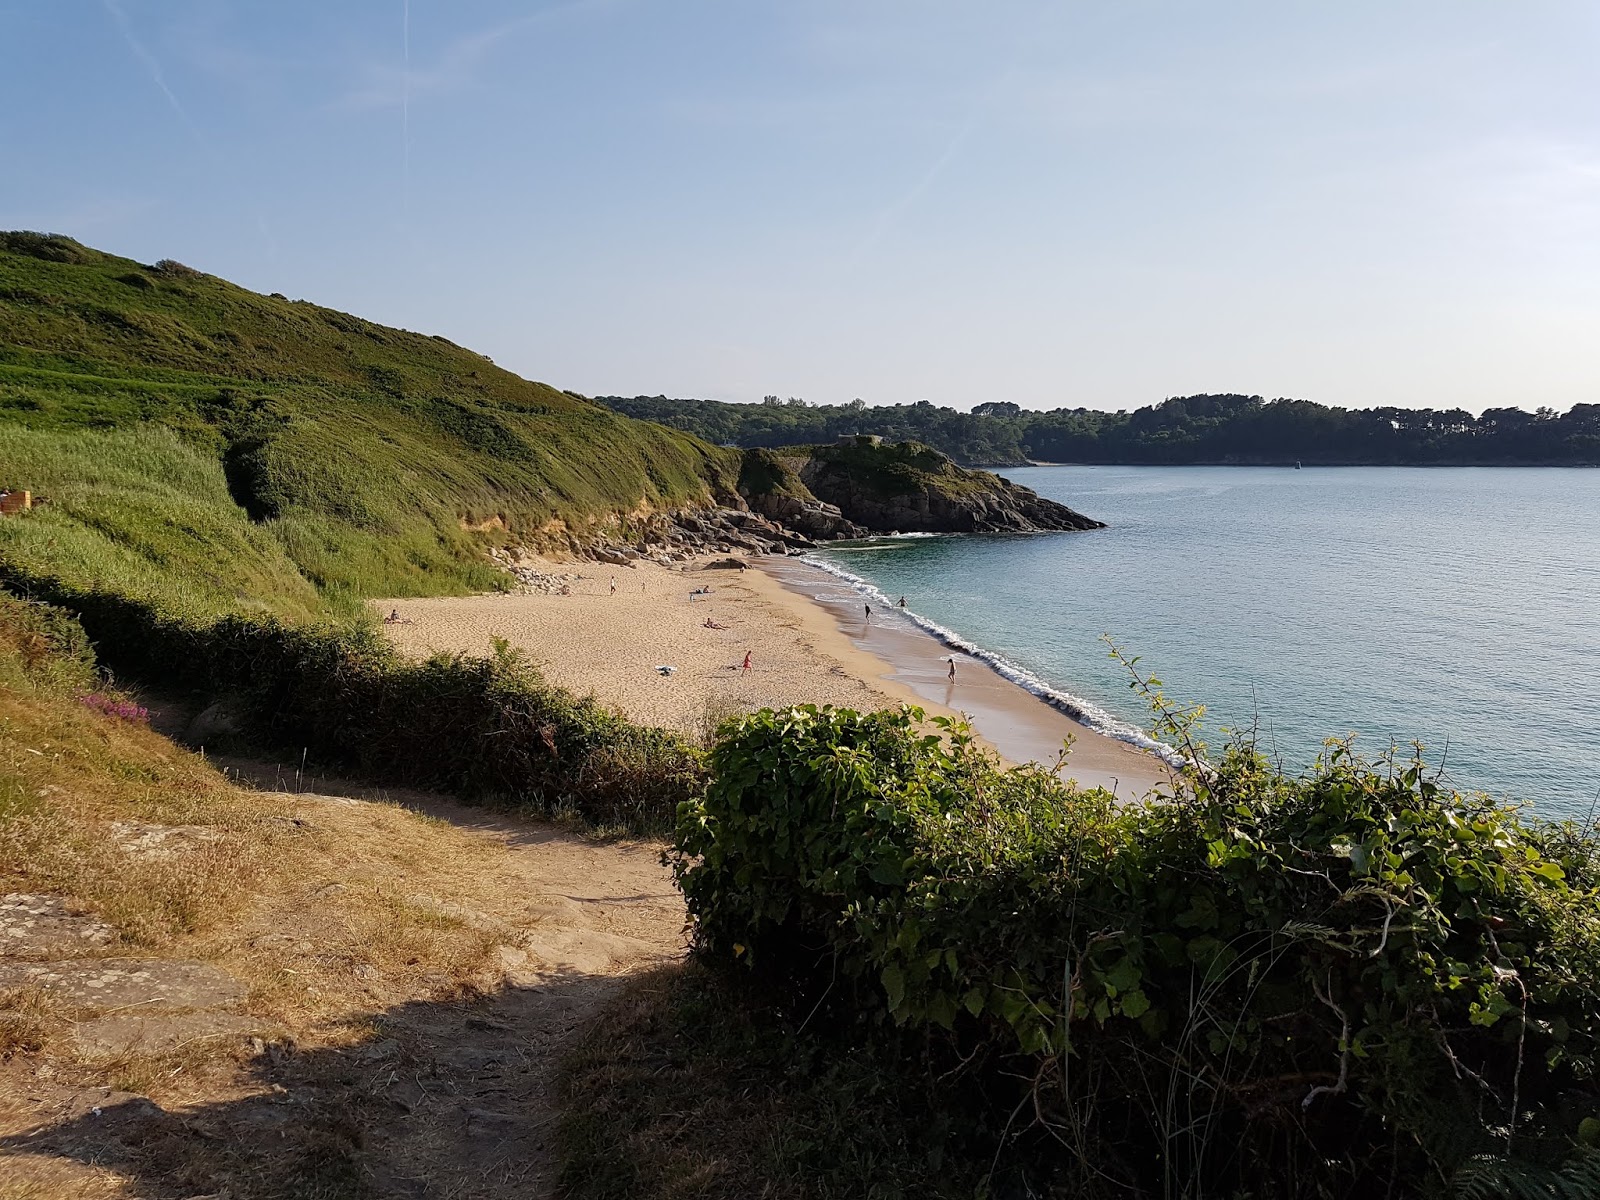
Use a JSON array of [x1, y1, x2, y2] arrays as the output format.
[[0, 575, 703, 832], [674, 706, 1600, 1197], [0, 592, 96, 694], [151, 258, 202, 278], [0, 232, 92, 264]]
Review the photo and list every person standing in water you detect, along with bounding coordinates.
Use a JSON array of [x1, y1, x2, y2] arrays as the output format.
[[898, 596, 906, 608], [864, 603, 872, 623]]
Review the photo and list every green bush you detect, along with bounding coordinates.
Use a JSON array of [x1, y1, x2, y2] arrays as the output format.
[[0, 592, 96, 694], [0, 572, 704, 832], [675, 705, 1600, 1196]]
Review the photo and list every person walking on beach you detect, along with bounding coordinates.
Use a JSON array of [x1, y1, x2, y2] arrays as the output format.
[[864, 603, 872, 623], [947, 657, 957, 682], [742, 650, 752, 672], [609, 577, 617, 596]]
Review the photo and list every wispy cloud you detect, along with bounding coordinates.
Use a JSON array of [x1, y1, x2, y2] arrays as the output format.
[[340, 0, 614, 112]]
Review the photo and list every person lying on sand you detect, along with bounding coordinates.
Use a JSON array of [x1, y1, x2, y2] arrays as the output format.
[[703, 618, 728, 629]]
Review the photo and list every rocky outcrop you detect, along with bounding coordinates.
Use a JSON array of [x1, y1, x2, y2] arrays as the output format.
[[743, 490, 868, 540], [492, 442, 1099, 578], [518, 502, 819, 572], [786, 442, 1104, 535]]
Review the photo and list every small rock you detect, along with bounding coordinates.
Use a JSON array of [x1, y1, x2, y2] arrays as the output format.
[[185, 700, 242, 746], [76, 1012, 261, 1056], [110, 821, 224, 860], [0, 959, 246, 1009], [0, 893, 114, 958]]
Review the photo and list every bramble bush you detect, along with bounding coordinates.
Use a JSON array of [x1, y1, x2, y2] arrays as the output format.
[[0, 577, 704, 832], [674, 704, 1600, 1197]]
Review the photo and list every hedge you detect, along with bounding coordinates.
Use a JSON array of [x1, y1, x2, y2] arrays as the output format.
[[674, 705, 1600, 1197]]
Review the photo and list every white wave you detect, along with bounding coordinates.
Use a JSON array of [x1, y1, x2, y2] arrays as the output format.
[[795, 554, 1186, 768]]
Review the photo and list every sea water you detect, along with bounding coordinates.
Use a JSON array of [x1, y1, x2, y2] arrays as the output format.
[[805, 466, 1600, 819]]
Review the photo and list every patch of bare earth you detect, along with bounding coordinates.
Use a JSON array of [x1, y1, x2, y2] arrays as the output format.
[[0, 740, 684, 1199]]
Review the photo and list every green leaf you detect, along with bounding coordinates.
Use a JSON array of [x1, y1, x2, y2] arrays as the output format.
[[881, 964, 906, 1012], [1119, 989, 1151, 1019]]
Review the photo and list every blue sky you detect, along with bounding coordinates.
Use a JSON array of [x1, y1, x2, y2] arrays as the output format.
[[3, 1, 1598, 412]]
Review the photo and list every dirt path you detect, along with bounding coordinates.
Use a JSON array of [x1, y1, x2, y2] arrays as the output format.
[[0, 768, 687, 1199]]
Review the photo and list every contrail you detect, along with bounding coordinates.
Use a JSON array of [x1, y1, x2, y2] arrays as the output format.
[[848, 111, 980, 268], [395, 0, 403, 219], [101, 0, 204, 143], [100, 0, 278, 255]]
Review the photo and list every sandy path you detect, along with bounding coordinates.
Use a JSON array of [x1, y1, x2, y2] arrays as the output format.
[[0, 765, 688, 1200]]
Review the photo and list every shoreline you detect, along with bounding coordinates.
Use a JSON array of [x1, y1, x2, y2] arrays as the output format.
[[754, 557, 1170, 799], [376, 556, 1170, 802]]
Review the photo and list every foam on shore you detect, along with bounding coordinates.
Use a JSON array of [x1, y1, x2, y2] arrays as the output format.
[[793, 552, 1186, 769]]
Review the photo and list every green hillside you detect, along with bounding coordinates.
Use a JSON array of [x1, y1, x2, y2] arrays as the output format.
[[0, 232, 739, 620]]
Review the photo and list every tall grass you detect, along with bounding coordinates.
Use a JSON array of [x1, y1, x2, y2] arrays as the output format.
[[0, 425, 325, 622], [1, 232, 730, 829]]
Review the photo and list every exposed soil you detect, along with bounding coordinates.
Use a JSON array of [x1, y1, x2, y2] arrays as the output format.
[[0, 765, 686, 1199]]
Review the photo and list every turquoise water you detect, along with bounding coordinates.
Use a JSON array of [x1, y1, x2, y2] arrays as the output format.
[[806, 466, 1600, 818]]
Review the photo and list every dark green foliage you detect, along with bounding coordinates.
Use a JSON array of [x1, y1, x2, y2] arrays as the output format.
[[602, 393, 1034, 465], [0, 569, 704, 832], [0, 592, 96, 694], [801, 439, 992, 499], [735, 447, 809, 499], [675, 706, 1600, 1197], [600, 392, 1600, 467]]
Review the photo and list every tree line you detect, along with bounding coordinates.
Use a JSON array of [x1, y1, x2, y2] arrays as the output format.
[[595, 393, 1600, 467]]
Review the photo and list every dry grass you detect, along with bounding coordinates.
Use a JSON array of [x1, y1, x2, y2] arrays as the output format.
[[0, 683, 531, 1196], [0, 985, 59, 1059]]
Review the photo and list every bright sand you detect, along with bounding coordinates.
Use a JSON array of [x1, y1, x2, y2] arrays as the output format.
[[377, 557, 1171, 800]]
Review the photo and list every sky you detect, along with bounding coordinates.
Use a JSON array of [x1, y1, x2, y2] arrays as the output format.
[[2, 1, 1598, 413]]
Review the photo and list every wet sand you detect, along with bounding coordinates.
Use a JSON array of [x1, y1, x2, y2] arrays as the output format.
[[757, 557, 1171, 799], [377, 556, 1171, 800]]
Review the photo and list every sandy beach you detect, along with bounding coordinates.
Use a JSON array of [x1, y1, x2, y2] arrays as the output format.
[[377, 557, 1171, 800]]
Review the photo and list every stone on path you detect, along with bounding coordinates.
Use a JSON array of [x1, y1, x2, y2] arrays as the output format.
[[0, 894, 114, 959], [75, 1012, 262, 1056], [0, 959, 245, 1009]]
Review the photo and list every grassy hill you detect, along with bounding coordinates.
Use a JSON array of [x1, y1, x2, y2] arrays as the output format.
[[0, 232, 740, 621]]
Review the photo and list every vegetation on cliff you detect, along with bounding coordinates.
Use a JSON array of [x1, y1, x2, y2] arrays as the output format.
[[0, 233, 720, 829], [0, 231, 741, 620], [600, 391, 1600, 467], [739, 440, 1103, 534]]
